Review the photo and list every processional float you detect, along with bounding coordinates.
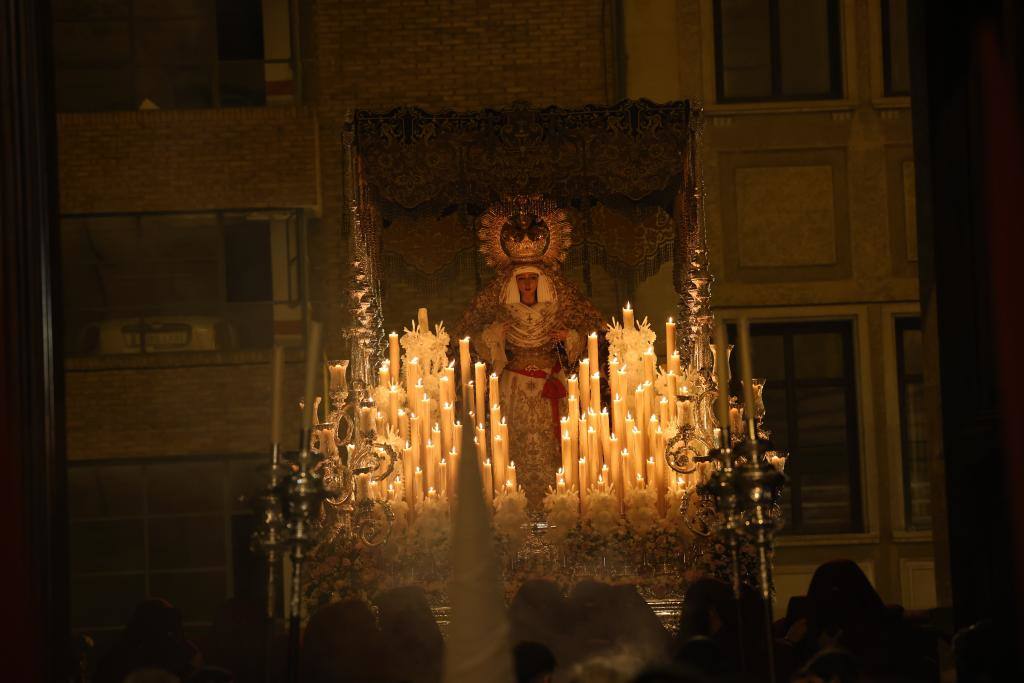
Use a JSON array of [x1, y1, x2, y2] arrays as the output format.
[[252, 100, 789, 682]]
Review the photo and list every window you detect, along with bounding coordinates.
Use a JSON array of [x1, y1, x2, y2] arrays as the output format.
[[713, 0, 843, 103], [61, 210, 302, 355], [52, 0, 299, 111], [881, 0, 911, 96], [732, 320, 862, 534], [896, 317, 930, 529], [68, 456, 270, 656]]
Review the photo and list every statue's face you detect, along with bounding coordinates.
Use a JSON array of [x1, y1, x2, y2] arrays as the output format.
[[516, 272, 539, 301]]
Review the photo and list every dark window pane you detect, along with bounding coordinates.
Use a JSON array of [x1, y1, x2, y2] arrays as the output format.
[[134, 19, 212, 65], [71, 573, 147, 628], [718, 0, 772, 100], [71, 519, 146, 574], [897, 318, 930, 529], [229, 459, 270, 512], [149, 515, 226, 569], [751, 333, 786, 382], [795, 387, 849, 451], [148, 462, 225, 514], [793, 332, 845, 379], [778, 0, 834, 96], [134, 65, 213, 108], [224, 219, 272, 302], [884, 0, 911, 95], [216, 0, 264, 60], [150, 570, 226, 622], [53, 20, 131, 66], [69, 465, 146, 518], [901, 327, 923, 375], [218, 60, 267, 106], [799, 472, 853, 533]]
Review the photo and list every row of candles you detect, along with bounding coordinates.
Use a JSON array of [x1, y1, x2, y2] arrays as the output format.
[[317, 305, 715, 518]]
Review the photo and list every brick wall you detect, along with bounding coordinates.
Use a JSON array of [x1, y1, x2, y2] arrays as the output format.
[[58, 107, 319, 214], [65, 351, 311, 460], [59, 0, 618, 460]]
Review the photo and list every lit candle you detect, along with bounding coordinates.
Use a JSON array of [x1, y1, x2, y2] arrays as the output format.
[[507, 461, 517, 493], [666, 317, 676, 361], [561, 429, 573, 488], [668, 350, 681, 377], [398, 408, 410, 441], [600, 464, 610, 492], [407, 357, 421, 405], [476, 423, 488, 464], [389, 332, 400, 382], [578, 359, 591, 412], [489, 372, 501, 410], [659, 396, 670, 425], [459, 337, 472, 406], [493, 434, 505, 484], [557, 475, 567, 495], [453, 420, 463, 457], [608, 356, 620, 395], [403, 442, 414, 503], [379, 362, 390, 391], [588, 332, 599, 371], [441, 402, 454, 455], [413, 466, 424, 504], [634, 385, 646, 430], [590, 371, 601, 415], [474, 362, 487, 421], [612, 394, 625, 444], [620, 448, 632, 489], [444, 362, 456, 404], [438, 374, 451, 409], [643, 346, 656, 384], [387, 387, 399, 430], [578, 457, 589, 510], [420, 392, 432, 448], [483, 458, 494, 499], [438, 459, 447, 499], [622, 302, 635, 330], [448, 447, 459, 497], [567, 374, 579, 400], [608, 433, 621, 502]]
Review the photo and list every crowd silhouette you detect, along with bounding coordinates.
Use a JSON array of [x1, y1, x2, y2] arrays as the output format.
[[82, 559, 979, 683]]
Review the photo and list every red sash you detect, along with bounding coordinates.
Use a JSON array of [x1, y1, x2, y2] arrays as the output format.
[[508, 364, 566, 440]]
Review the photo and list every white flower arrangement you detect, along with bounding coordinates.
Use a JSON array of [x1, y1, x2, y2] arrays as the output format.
[[493, 489, 530, 552], [585, 489, 623, 537], [542, 488, 580, 546], [388, 499, 410, 538], [401, 321, 450, 379], [624, 486, 659, 535], [409, 496, 449, 550], [606, 316, 658, 394]]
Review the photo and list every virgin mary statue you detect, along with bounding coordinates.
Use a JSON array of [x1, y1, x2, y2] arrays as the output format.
[[456, 196, 603, 507]]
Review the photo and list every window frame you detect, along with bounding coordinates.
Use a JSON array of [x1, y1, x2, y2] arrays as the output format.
[[894, 315, 929, 530], [60, 208, 304, 355], [880, 0, 911, 97], [712, 0, 845, 104], [51, 0, 298, 111], [68, 453, 269, 641], [730, 318, 864, 535]]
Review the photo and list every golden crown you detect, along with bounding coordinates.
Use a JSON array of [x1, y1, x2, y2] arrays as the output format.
[[478, 195, 572, 270]]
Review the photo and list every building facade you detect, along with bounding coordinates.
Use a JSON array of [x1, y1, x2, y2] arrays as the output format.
[[57, 0, 934, 648]]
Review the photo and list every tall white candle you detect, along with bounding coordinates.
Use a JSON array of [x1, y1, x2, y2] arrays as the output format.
[[665, 317, 676, 361], [588, 332, 599, 372], [622, 302, 635, 330], [389, 332, 400, 383]]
